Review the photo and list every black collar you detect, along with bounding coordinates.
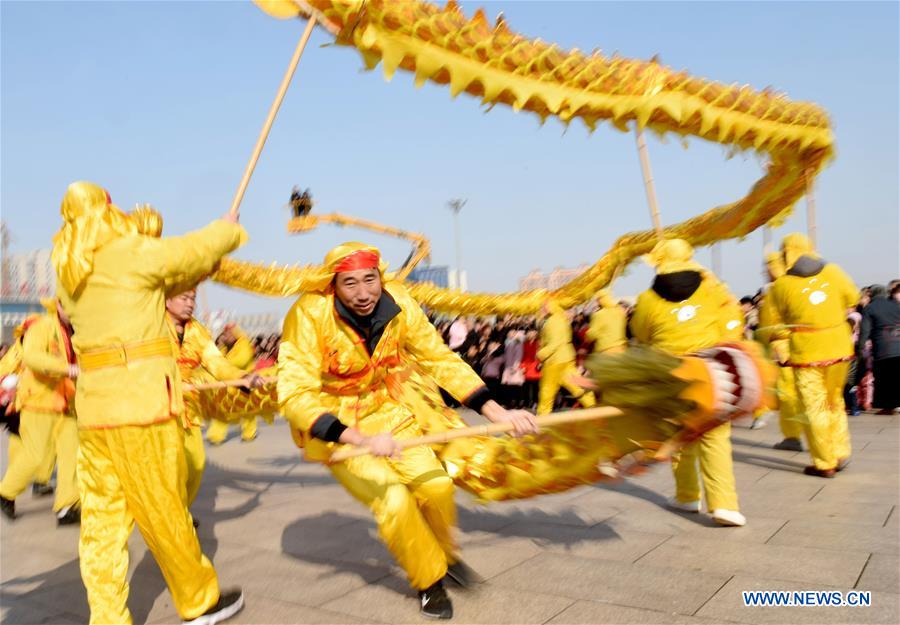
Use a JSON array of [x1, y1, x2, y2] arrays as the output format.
[[652, 271, 703, 302], [334, 290, 402, 356]]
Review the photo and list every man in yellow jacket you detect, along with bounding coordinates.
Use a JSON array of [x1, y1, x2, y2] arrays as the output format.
[[278, 242, 537, 620], [769, 234, 858, 477], [166, 290, 264, 507], [0, 301, 80, 524], [0, 323, 52, 501], [536, 300, 596, 414], [630, 239, 745, 527], [52, 181, 246, 625], [586, 290, 627, 355], [206, 323, 259, 444], [131, 206, 265, 506], [756, 252, 804, 452]]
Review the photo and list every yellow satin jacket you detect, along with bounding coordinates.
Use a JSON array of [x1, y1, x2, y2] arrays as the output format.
[[278, 281, 485, 462], [222, 329, 255, 371], [756, 290, 790, 364], [0, 341, 23, 378], [631, 277, 734, 356], [58, 221, 246, 429], [537, 310, 576, 365], [169, 316, 248, 427], [586, 307, 627, 353], [16, 314, 75, 415], [718, 285, 747, 341], [769, 263, 858, 365]]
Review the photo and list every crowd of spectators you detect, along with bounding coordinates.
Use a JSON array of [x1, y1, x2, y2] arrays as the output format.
[[428, 278, 900, 415]]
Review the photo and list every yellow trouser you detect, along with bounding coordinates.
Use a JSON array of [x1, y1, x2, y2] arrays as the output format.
[[794, 362, 851, 471], [1, 410, 56, 500], [205, 416, 257, 444], [537, 361, 596, 415], [34, 423, 58, 485], [78, 419, 219, 624], [776, 366, 804, 440], [183, 425, 206, 506], [671, 422, 739, 511], [241, 416, 257, 440], [330, 444, 457, 591], [52, 416, 79, 512]]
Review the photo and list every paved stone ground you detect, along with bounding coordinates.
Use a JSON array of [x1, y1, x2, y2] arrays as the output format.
[[2, 411, 898, 624]]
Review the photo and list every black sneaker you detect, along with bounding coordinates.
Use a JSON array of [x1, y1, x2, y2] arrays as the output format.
[[803, 465, 836, 478], [32, 482, 54, 497], [0, 496, 14, 520], [57, 506, 80, 526], [419, 581, 453, 619], [445, 560, 481, 589], [182, 589, 244, 625], [773, 438, 803, 452], [193, 517, 200, 529]]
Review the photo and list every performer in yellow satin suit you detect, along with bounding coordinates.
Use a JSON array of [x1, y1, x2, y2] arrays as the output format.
[[52, 181, 246, 625], [206, 324, 259, 444], [0, 302, 80, 524], [278, 242, 538, 620], [166, 290, 264, 506], [757, 252, 804, 451], [586, 290, 627, 354], [630, 239, 745, 527], [536, 300, 596, 414], [769, 234, 858, 477]]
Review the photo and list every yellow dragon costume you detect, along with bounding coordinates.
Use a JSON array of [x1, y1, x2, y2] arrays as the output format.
[[166, 0, 826, 501]]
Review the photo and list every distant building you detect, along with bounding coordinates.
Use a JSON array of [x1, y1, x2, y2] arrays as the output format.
[[519, 263, 591, 291], [408, 265, 450, 288], [1, 248, 55, 343]]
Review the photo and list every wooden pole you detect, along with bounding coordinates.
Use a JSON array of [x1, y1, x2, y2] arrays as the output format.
[[183, 376, 277, 392], [711, 242, 722, 276], [804, 169, 817, 249], [328, 406, 624, 463], [229, 16, 317, 217], [635, 127, 664, 239]]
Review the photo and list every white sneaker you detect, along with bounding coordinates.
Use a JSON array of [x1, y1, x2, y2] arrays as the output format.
[[712, 509, 746, 527], [182, 589, 244, 625], [668, 497, 701, 513], [749, 418, 767, 430]]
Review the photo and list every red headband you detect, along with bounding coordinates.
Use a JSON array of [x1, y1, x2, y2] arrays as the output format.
[[334, 250, 380, 273]]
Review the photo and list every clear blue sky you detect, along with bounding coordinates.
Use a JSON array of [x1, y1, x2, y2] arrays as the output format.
[[2, 1, 897, 316]]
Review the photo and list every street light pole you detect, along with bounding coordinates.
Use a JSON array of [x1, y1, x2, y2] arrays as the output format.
[[447, 198, 466, 290]]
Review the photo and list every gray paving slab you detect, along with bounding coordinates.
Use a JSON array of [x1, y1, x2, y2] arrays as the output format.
[[857, 555, 900, 594], [2, 411, 898, 624], [204, 597, 376, 625], [638, 533, 871, 587], [695, 574, 900, 624], [4, 565, 180, 625], [319, 573, 574, 624], [748, 469, 834, 499], [738, 496, 895, 525], [488, 551, 731, 615], [0, 596, 82, 625], [662, 515, 789, 545], [545, 600, 738, 624], [495, 519, 672, 563], [451, 536, 544, 580], [211, 550, 392, 608], [768, 518, 899, 555]]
